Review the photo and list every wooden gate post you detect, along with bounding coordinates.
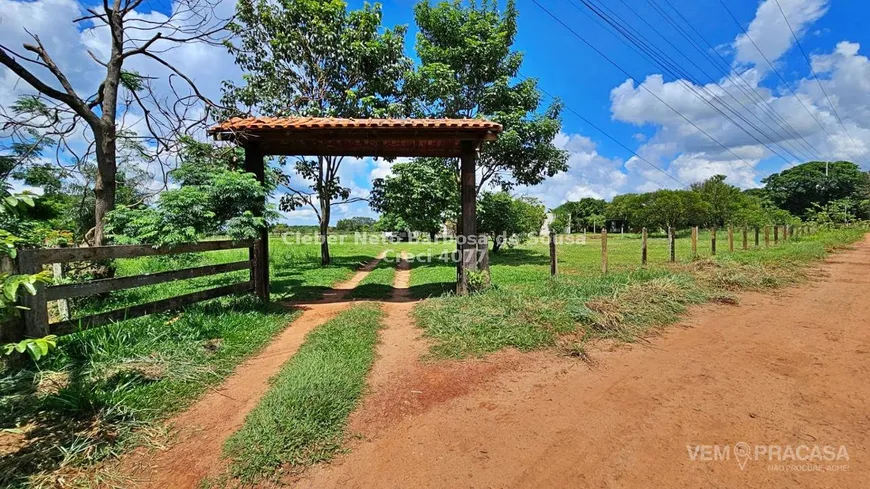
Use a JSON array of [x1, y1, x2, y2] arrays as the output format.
[[691, 226, 698, 258], [17, 250, 49, 338], [244, 143, 269, 303], [601, 229, 608, 274], [668, 226, 676, 263], [549, 231, 557, 276], [742, 226, 748, 250], [711, 227, 717, 255], [728, 225, 734, 252], [457, 141, 479, 294], [641, 227, 648, 266]]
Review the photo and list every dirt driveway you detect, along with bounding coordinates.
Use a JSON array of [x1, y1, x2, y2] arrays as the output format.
[[297, 236, 870, 488]]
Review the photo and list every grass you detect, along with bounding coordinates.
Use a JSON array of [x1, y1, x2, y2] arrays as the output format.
[[221, 303, 384, 484], [413, 227, 867, 358], [349, 251, 398, 299], [0, 239, 394, 488], [0, 296, 297, 488]]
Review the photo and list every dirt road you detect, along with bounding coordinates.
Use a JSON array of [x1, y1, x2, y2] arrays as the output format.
[[121, 254, 388, 488], [298, 236, 870, 488]]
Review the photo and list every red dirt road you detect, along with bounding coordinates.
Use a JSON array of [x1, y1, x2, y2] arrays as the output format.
[[120, 255, 387, 488], [298, 236, 870, 488]]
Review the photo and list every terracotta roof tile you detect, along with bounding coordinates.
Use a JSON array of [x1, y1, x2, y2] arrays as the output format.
[[209, 117, 502, 133]]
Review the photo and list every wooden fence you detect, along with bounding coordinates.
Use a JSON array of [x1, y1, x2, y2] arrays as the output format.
[[11, 240, 261, 340]]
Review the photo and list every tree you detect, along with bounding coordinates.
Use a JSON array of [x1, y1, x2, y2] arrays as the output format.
[[107, 138, 270, 245], [634, 190, 708, 231], [762, 161, 870, 219], [477, 192, 545, 252], [554, 198, 607, 232], [0, 0, 230, 245], [369, 159, 458, 240], [691, 174, 742, 227], [336, 217, 376, 232], [607, 193, 642, 232], [223, 0, 410, 265], [408, 0, 568, 191]]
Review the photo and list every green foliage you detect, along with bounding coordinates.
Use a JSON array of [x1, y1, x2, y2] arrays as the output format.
[[370, 159, 458, 237], [762, 161, 870, 218], [554, 198, 607, 231], [107, 139, 270, 245], [335, 216, 377, 232], [478, 192, 545, 252], [408, 0, 568, 190], [633, 189, 709, 231], [691, 174, 742, 226], [224, 0, 410, 118], [3, 335, 57, 362]]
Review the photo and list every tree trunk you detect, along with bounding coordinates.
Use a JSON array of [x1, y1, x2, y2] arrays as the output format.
[[491, 234, 503, 253], [429, 230, 437, 242], [319, 210, 331, 266], [92, 130, 117, 247]]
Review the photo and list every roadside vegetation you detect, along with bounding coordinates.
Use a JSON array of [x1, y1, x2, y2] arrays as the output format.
[[414, 227, 866, 358]]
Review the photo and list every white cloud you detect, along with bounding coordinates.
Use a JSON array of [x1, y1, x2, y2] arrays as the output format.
[[733, 0, 828, 69]]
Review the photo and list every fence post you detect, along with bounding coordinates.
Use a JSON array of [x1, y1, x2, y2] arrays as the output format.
[[549, 231, 557, 276], [691, 226, 698, 258], [641, 227, 648, 266], [601, 229, 608, 274], [742, 226, 748, 250], [784, 224, 789, 241], [774, 225, 779, 244], [51, 262, 69, 322], [668, 226, 676, 263], [711, 227, 717, 255], [755, 227, 760, 247], [764, 226, 770, 247], [728, 225, 734, 252], [17, 250, 49, 338]]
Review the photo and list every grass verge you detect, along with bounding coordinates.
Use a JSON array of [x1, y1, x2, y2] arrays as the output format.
[[0, 296, 296, 488], [414, 228, 866, 358], [221, 303, 384, 484]]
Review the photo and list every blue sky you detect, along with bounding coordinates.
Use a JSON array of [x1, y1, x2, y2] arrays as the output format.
[[2, 0, 870, 225]]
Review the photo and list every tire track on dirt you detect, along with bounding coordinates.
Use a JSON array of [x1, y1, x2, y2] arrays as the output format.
[[296, 236, 870, 489], [120, 253, 387, 489]]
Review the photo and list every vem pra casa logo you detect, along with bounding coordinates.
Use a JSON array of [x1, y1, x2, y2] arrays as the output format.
[[687, 442, 849, 471]]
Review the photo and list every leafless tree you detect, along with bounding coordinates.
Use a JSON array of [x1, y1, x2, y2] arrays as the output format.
[[0, 0, 231, 245]]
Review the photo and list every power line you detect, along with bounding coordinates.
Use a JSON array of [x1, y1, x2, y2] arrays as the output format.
[[714, 0, 850, 167], [651, 0, 823, 162], [770, 0, 867, 167], [530, 0, 765, 178], [518, 73, 689, 189], [568, 0, 814, 166]]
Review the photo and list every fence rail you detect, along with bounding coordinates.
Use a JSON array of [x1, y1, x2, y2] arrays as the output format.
[[14, 240, 261, 340]]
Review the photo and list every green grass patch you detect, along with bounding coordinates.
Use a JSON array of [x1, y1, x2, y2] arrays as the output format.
[[222, 303, 384, 484], [349, 251, 398, 299], [413, 227, 866, 358]]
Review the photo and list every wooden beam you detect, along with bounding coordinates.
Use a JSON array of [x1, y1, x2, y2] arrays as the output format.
[[45, 261, 250, 301], [245, 143, 269, 303], [51, 281, 253, 334], [457, 141, 478, 294], [21, 240, 254, 266]]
